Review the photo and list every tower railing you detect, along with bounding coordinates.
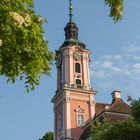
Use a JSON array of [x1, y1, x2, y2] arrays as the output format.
[[56, 83, 94, 93]]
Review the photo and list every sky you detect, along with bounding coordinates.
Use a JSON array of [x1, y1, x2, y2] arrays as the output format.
[[0, 0, 140, 140]]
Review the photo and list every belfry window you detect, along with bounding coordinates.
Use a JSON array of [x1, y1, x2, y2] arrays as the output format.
[[76, 79, 81, 85], [75, 63, 81, 73]]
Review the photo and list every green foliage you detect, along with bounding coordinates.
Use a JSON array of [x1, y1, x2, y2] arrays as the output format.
[[128, 96, 140, 123], [0, 0, 124, 92], [90, 117, 112, 140], [91, 118, 140, 140], [0, 0, 54, 92], [39, 131, 53, 140], [132, 99, 140, 123], [104, 0, 123, 22], [90, 98, 140, 140]]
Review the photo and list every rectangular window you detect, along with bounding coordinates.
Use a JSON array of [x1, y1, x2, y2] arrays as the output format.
[[58, 113, 62, 130], [77, 114, 84, 126]]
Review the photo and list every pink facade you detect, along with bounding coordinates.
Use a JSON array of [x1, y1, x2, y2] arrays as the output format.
[[52, 2, 96, 139], [70, 91, 93, 139], [52, 45, 96, 140], [52, 1, 132, 140]]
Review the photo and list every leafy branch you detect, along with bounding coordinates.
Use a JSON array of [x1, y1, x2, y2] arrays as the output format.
[[104, 0, 123, 22], [0, 0, 54, 92]]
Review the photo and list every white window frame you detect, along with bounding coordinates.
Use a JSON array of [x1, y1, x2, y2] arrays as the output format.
[[77, 113, 84, 127]]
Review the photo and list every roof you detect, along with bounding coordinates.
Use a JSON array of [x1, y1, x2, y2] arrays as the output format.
[[80, 96, 132, 140], [95, 98, 131, 117], [106, 98, 131, 114], [95, 103, 110, 116], [60, 39, 86, 49]]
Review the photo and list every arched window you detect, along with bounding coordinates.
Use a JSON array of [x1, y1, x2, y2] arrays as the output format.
[[75, 63, 81, 73], [76, 79, 81, 85]]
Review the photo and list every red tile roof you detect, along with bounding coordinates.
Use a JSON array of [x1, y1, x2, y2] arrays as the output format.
[[80, 95, 132, 140], [106, 98, 131, 114], [95, 103, 110, 115]]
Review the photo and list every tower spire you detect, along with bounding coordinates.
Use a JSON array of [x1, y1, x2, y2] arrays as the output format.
[[69, 0, 73, 22], [61, 0, 86, 48], [64, 0, 78, 40]]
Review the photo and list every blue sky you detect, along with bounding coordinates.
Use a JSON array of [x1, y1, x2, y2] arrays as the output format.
[[0, 0, 140, 140]]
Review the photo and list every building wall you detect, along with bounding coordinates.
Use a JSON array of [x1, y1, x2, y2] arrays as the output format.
[[64, 90, 95, 139], [53, 93, 63, 140], [53, 44, 95, 140]]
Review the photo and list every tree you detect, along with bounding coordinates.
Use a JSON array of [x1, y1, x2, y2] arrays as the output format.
[[91, 119, 140, 140], [105, 0, 123, 22], [90, 98, 140, 140], [128, 97, 140, 123], [0, 0, 123, 92], [39, 131, 53, 140], [0, 0, 54, 92]]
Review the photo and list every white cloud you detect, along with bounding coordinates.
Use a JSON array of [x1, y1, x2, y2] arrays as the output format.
[[122, 69, 131, 75], [94, 71, 105, 78], [101, 54, 122, 61], [133, 63, 140, 73], [92, 45, 140, 78], [113, 54, 122, 60], [111, 66, 122, 73], [101, 61, 113, 68], [124, 45, 140, 53], [133, 56, 140, 61], [101, 55, 112, 60], [133, 63, 140, 69], [90, 45, 140, 98]]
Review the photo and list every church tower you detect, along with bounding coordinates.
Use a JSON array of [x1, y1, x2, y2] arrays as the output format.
[[52, 1, 96, 139]]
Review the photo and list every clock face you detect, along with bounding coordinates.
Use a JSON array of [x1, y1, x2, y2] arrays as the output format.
[[56, 52, 62, 67], [74, 51, 81, 60]]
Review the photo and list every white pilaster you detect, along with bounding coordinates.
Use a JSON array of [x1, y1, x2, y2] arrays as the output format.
[[62, 98, 65, 138], [69, 49, 74, 84], [65, 91, 71, 138], [89, 94, 95, 118], [83, 52, 88, 85], [88, 61, 91, 86], [62, 52, 64, 84], [64, 50, 68, 83], [53, 107, 56, 140]]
